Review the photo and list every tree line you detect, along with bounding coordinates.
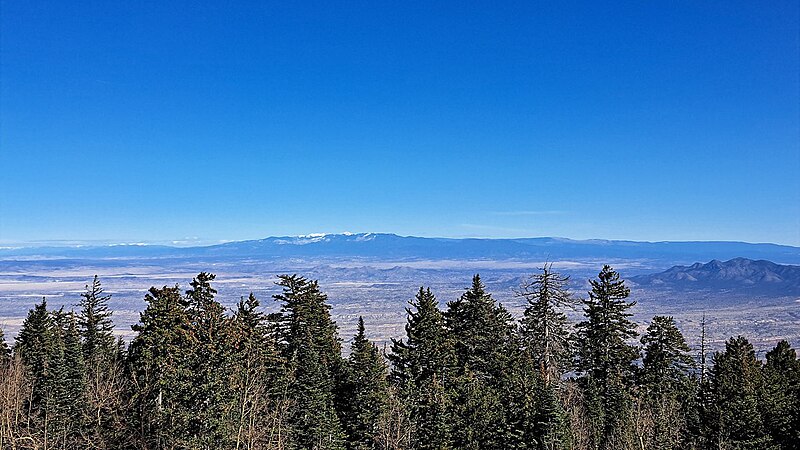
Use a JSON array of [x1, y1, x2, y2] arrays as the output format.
[[0, 265, 798, 449]]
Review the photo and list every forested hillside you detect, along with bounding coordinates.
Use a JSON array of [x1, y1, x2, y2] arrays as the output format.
[[1, 266, 798, 450]]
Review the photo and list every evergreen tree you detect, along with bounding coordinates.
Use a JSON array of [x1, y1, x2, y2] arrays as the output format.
[[128, 285, 196, 449], [638, 316, 696, 449], [388, 287, 454, 450], [514, 265, 574, 450], [78, 275, 116, 366], [0, 327, 10, 365], [78, 275, 125, 447], [574, 265, 638, 449], [640, 316, 693, 391], [274, 274, 346, 450], [231, 293, 289, 449], [14, 298, 56, 410], [51, 309, 88, 446], [518, 264, 575, 383], [450, 368, 505, 449], [445, 275, 517, 448], [184, 272, 236, 448], [761, 340, 800, 449], [340, 317, 390, 450], [446, 274, 515, 378], [15, 300, 88, 447], [708, 336, 774, 449]]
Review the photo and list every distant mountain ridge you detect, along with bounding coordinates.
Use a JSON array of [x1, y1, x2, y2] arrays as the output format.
[[2, 233, 800, 266], [630, 258, 800, 296]]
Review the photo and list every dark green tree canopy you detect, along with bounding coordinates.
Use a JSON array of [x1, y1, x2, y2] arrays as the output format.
[[388, 287, 454, 450], [77, 275, 116, 365], [640, 315, 694, 391], [576, 265, 638, 380], [273, 274, 346, 450], [340, 317, 391, 450], [0, 326, 10, 364], [445, 274, 515, 378]]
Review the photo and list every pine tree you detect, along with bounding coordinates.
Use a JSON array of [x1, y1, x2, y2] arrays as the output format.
[[128, 285, 196, 449], [574, 265, 638, 449], [518, 264, 575, 383], [513, 265, 574, 450], [14, 298, 56, 411], [0, 327, 10, 365], [184, 272, 236, 448], [388, 287, 454, 450], [273, 274, 346, 450], [231, 293, 288, 449], [760, 340, 800, 449], [78, 275, 116, 366], [77, 275, 124, 447], [638, 316, 696, 449], [14, 300, 88, 447], [708, 336, 774, 449], [51, 309, 88, 446], [640, 316, 693, 391], [340, 317, 390, 450], [446, 274, 515, 378], [445, 275, 517, 448], [694, 313, 714, 449]]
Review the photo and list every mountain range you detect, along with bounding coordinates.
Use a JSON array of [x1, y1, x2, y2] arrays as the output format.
[[3, 233, 800, 266], [630, 257, 800, 296]]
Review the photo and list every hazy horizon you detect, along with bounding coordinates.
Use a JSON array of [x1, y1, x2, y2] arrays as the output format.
[[2, 231, 800, 250]]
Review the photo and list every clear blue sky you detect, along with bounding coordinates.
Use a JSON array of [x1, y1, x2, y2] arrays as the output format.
[[2, 1, 799, 246]]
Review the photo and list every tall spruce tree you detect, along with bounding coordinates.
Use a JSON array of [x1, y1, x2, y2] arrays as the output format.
[[446, 274, 515, 378], [78, 275, 116, 366], [638, 316, 696, 449], [273, 274, 346, 450], [513, 265, 574, 450], [77, 275, 124, 446], [14, 298, 56, 411], [51, 309, 88, 446], [184, 272, 236, 448], [15, 300, 88, 447], [0, 327, 10, 365], [388, 287, 454, 450], [128, 285, 196, 449], [231, 293, 288, 449], [574, 265, 638, 449], [514, 265, 575, 449], [709, 336, 774, 449], [760, 340, 800, 449], [445, 274, 517, 449], [640, 316, 694, 392], [340, 317, 390, 450], [518, 264, 575, 383]]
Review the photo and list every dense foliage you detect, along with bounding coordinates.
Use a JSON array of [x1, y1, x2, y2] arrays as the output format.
[[1, 266, 798, 449]]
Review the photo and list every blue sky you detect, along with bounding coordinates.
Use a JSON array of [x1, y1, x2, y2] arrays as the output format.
[[1, 1, 798, 246]]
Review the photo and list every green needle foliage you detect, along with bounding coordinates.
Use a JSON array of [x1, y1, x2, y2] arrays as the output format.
[[638, 316, 696, 449], [340, 317, 391, 450], [78, 275, 116, 369], [388, 287, 455, 450], [575, 265, 638, 449], [709, 336, 775, 449], [761, 340, 800, 449], [0, 327, 10, 365], [2, 267, 798, 450], [273, 274, 347, 450]]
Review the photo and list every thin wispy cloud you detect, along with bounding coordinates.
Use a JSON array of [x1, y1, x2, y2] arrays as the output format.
[[489, 210, 569, 217], [458, 223, 540, 235]]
